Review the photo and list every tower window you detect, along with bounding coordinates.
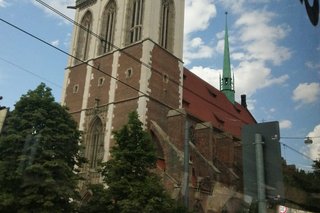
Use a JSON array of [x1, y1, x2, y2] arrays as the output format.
[[159, 0, 174, 51], [163, 73, 169, 83], [75, 11, 92, 65], [125, 68, 133, 78], [98, 77, 105, 86], [128, 0, 144, 44], [99, 0, 116, 54], [73, 84, 79, 94], [86, 118, 104, 169]]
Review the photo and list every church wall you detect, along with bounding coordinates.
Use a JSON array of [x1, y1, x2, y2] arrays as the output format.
[[87, 54, 114, 108], [64, 64, 88, 125], [114, 44, 142, 102], [146, 44, 182, 130]]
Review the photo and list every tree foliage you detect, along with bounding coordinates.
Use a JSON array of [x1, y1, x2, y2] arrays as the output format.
[[283, 160, 320, 211], [80, 111, 186, 213], [0, 83, 84, 212]]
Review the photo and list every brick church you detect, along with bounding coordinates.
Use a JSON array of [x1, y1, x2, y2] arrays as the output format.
[[61, 0, 256, 212]]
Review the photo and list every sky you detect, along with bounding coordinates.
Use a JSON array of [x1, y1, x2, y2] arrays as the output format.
[[0, 0, 319, 170]]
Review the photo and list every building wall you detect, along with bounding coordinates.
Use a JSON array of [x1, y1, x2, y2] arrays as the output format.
[[61, 0, 257, 212]]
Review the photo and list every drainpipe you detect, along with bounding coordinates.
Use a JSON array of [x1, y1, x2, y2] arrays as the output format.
[[255, 133, 267, 213]]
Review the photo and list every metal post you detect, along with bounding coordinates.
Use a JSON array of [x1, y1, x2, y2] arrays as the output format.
[[182, 118, 189, 209], [255, 133, 267, 213]]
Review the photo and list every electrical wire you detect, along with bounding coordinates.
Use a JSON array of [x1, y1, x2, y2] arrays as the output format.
[[0, 13, 249, 145], [0, 56, 62, 89], [0, 16, 245, 174], [33, 0, 252, 124], [279, 141, 314, 161], [282, 136, 320, 139], [1, 15, 317, 169], [0, 17, 168, 108], [1, 16, 315, 166]]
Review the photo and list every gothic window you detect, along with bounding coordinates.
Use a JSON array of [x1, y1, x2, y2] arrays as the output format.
[[159, 0, 174, 51], [99, 0, 116, 55], [86, 118, 104, 169], [75, 11, 92, 65], [128, 0, 144, 44]]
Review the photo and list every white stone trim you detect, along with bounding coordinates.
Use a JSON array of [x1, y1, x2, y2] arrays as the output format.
[[173, 0, 185, 60], [60, 68, 71, 105], [103, 51, 120, 161], [79, 62, 93, 131], [137, 40, 154, 127]]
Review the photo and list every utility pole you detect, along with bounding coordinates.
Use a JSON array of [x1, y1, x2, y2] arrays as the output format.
[[255, 133, 267, 213], [182, 118, 190, 210]]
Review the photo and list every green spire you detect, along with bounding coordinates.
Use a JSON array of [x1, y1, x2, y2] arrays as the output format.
[[220, 12, 235, 104]]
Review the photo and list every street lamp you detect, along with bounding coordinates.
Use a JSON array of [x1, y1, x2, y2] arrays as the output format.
[[304, 137, 313, 145]]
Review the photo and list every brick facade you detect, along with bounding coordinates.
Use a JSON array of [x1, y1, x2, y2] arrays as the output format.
[[62, 1, 256, 211]]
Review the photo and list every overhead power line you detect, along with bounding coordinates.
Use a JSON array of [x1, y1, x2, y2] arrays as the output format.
[[282, 136, 320, 139], [0, 56, 62, 89], [1, 3, 317, 183], [0, 17, 175, 112], [0, 6, 250, 140], [0, 16, 243, 175], [280, 141, 314, 162], [33, 0, 251, 123]]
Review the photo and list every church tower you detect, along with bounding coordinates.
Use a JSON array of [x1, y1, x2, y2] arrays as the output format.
[[61, 0, 185, 185], [220, 12, 235, 104]]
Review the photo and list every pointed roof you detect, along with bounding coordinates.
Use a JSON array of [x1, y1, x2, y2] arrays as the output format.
[[223, 12, 231, 79], [220, 12, 235, 104]]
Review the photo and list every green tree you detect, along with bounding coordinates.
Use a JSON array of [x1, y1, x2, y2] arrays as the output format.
[[0, 83, 84, 213], [80, 111, 186, 213]]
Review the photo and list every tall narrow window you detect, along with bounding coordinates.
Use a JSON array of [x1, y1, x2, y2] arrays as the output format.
[[75, 11, 92, 65], [129, 0, 144, 44], [99, 0, 116, 54], [159, 0, 174, 51], [86, 118, 104, 169]]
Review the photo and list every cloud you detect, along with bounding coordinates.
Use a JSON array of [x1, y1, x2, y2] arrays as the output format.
[[50, 39, 60, 47], [31, 0, 75, 24], [184, 0, 217, 34], [188, 66, 258, 110], [234, 10, 292, 65], [307, 124, 320, 160], [189, 66, 221, 88], [305, 61, 320, 70], [184, 37, 214, 65], [187, 1, 291, 100], [0, 0, 8, 7], [234, 60, 289, 97], [280, 120, 292, 129], [292, 82, 320, 106], [183, 0, 216, 64]]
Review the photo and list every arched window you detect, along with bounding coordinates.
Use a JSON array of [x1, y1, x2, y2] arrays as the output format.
[[75, 11, 92, 65], [99, 0, 116, 54], [86, 118, 104, 169], [159, 0, 174, 51], [128, 0, 144, 44]]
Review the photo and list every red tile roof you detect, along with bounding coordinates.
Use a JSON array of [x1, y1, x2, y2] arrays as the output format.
[[183, 68, 256, 139]]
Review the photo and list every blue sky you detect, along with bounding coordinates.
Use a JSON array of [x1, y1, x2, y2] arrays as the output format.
[[0, 0, 319, 170]]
